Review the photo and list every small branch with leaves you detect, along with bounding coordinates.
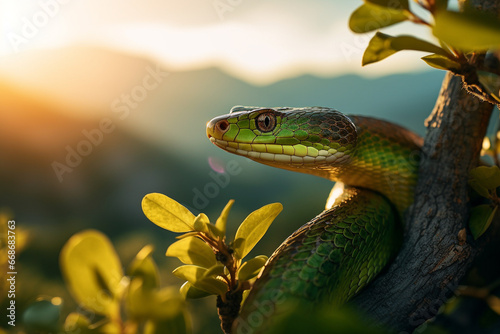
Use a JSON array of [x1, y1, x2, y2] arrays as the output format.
[[142, 193, 283, 334], [350, 0, 500, 105]]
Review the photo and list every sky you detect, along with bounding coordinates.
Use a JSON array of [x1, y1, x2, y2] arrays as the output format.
[[0, 0, 440, 85]]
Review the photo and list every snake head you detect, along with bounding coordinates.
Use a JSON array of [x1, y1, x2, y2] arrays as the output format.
[[206, 106, 358, 168]]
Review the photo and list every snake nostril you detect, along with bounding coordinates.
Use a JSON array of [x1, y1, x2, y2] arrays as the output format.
[[216, 120, 229, 133]]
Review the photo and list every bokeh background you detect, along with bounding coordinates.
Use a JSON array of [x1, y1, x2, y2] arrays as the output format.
[[0, 1, 453, 333]]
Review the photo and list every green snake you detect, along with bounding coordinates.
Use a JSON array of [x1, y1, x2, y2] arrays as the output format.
[[206, 106, 422, 332]]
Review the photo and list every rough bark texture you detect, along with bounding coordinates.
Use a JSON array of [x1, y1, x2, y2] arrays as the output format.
[[352, 72, 494, 332]]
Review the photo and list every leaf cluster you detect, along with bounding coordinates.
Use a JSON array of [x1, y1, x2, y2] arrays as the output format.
[[24, 230, 191, 334], [142, 193, 282, 302], [350, 0, 500, 104], [468, 166, 500, 239]]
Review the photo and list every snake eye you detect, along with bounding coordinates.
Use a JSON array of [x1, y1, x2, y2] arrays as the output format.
[[256, 112, 276, 132]]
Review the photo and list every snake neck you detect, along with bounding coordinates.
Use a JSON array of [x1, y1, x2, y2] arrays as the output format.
[[327, 115, 422, 214]]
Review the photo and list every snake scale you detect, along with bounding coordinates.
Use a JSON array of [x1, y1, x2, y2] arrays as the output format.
[[206, 106, 423, 333]]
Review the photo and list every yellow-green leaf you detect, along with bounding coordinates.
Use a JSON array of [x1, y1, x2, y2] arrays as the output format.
[[142, 193, 195, 232], [128, 245, 159, 290], [172, 265, 206, 283], [238, 255, 268, 281], [234, 203, 283, 260], [93, 321, 121, 333], [433, 10, 500, 51], [193, 213, 210, 233], [180, 282, 211, 299], [194, 277, 228, 296], [478, 71, 500, 103], [206, 223, 223, 240], [202, 264, 226, 278], [349, 3, 410, 33], [60, 230, 123, 316], [469, 166, 500, 191], [176, 232, 199, 240], [232, 238, 246, 260], [365, 0, 409, 10], [486, 295, 500, 315], [166, 237, 216, 268], [421, 54, 461, 72], [363, 32, 448, 66], [126, 279, 185, 320], [469, 179, 491, 199], [64, 313, 91, 334], [469, 205, 497, 240], [215, 199, 235, 237], [144, 309, 191, 334]]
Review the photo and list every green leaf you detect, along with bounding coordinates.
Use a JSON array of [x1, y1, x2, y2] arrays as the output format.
[[365, 0, 409, 10], [469, 179, 492, 199], [172, 265, 207, 282], [421, 54, 461, 72], [128, 245, 160, 290], [180, 282, 211, 299], [126, 279, 186, 321], [166, 237, 217, 268], [433, 10, 500, 51], [60, 230, 123, 316], [363, 32, 448, 66], [142, 193, 195, 233], [193, 213, 210, 233], [478, 71, 500, 103], [469, 166, 500, 191], [202, 264, 226, 278], [194, 277, 228, 296], [469, 205, 497, 239], [232, 238, 246, 260], [93, 321, 122, 333], [22, 298, 62, 333], [238, 255, 268, 281], [176, 232, 200, 239], [234, 203, 283, 259], [172, 266, 228, 296], [144, 309, 191, 334], [206, 223, 223, 240], [63, 313, 92, 334], [215, 199, 235, 238], [349, 3, 410, 33]]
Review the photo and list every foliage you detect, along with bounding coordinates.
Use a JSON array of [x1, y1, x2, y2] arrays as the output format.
[[23, 230, 191, 334], [349, 0, 500, 104], [469, 166, 500, 239], [142, 193, 282, 302]]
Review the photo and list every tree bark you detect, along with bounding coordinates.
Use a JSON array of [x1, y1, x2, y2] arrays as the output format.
[[352, 71, 495, 332]]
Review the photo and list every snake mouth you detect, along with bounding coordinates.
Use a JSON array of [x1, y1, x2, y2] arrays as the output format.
[[209, 137, 351, 166], [206, 116, 230, 140]]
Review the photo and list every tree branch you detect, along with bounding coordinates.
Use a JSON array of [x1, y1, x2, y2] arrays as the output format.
[[352, 72, 495, 332]]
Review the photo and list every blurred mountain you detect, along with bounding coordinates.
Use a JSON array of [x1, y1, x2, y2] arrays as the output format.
[[0, 46, 445, 280]]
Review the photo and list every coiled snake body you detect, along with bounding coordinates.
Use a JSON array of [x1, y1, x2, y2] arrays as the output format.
[[206, 106, 422, 332]]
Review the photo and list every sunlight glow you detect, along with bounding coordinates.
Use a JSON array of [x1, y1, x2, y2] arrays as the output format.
[[0, 1, 432, 85], [325, 182, 345, 210]]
